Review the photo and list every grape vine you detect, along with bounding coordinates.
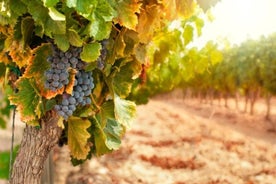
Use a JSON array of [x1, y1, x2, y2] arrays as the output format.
[[0, 0, 206, 183]]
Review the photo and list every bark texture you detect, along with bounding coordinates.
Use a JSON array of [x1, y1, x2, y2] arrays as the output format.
[[10, 111, 62, 184]]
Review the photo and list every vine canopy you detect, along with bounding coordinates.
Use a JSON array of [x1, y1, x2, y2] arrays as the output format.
[[0, 0, 212, 163]]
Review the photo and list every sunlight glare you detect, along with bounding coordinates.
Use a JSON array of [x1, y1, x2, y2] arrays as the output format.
[[194, 0, 276, 47]]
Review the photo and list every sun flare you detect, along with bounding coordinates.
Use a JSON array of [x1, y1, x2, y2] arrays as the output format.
[[195, 0, 276, 47]]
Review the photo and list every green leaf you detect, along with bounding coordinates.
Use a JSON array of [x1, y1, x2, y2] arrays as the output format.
[[101, 101, 115, 120], [114, 95, 136, 128], [85, 16, 112, 40], [183, 24, 193, 46], [0, 145, 19, 179], [21, 0, 66, 36], [91, 116, 111, 156], [66, 0, 77, 8], [104, 118, 123, 150], [75, 0, 93, 15], [9, 78, 40, 122], [54, 34, 70, 51], [194, 17, 204, 36], [67, 29, 83, 47], [80, 42, 101, 62], [48, 7, 65, 21], [43, 0, 59, 7], [0, 117, 6, 129], [113, 60, 141, 98], [68, 117, 91, 160], [45, 99, 56, 111], [21, 16, 35, 47]]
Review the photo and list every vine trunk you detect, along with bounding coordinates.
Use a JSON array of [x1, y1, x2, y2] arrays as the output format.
[[9, 111, 62, 184]]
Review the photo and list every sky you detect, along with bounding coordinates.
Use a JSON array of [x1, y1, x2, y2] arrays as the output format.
[[194, 0, 276, 47]]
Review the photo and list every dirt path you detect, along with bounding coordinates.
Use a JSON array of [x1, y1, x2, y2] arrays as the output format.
[[66, 97, 276, 184], [1, 95, 276, 184]]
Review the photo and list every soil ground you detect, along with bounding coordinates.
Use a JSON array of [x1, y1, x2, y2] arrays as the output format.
[[1, 93, 276, 184], [66, 94, 276, 184]]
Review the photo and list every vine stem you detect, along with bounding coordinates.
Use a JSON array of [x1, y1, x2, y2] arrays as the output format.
[[9, 106, 16, 180]]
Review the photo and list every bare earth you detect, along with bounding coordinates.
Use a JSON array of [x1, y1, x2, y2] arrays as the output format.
[[1, 95, 276, 184], [66, 95, 276, 184]]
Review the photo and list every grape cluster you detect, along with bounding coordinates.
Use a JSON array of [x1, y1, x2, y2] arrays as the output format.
[[54, 70, 94, 119], [44, 45, 95, 120], [44, 52, 70, 91], [44, 46, 86, 91]]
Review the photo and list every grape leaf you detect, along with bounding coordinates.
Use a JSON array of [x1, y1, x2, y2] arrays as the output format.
[[0, 63, 6, 81], [91, 113, 123, 155], [67, 29, 83, 47], [163, 0, 195, 19], [123, 30, 139, 56], [91, 116, 111, 156], [9, 41, 32, 68], [21, 0, 66, 37], [112, 0, 141, 30], [80, 42, 101, 62], [68, 117, 91, 160], [136, 5, 161, 43], [24, 43, 64, 99], [48, 7, 65, 21], [21, 16, 34, 47], [134, 43, 147, 63], [9, 78, 40, 122], [183, 24, 193, 46], [43, 0, 59, 7], [194, 16, 204, 36], [104, 118, 123, 150], [210, 50, 223, 65], [0, 0, 27, 26], [54, 34, 70, 51], [85, 16, 113, 41], [114, 95, 136, 128], [113, 59, 141, 98], [24, 43, 52, 78]]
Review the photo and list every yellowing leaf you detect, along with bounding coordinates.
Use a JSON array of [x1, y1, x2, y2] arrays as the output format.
[[9, 41, 32, 68], [24, 43, 64, 99], [136, 5, 161, 43], [113, 0, 141, 30], [24, 43, 52, 78], [210, 50, 223, 65], [163, 0, 195, 19], [65, 69, 77, 95], [68, 117, 91, 160]]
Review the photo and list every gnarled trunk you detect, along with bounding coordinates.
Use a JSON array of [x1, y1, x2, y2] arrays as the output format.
[[10, 111, 62, 184]]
